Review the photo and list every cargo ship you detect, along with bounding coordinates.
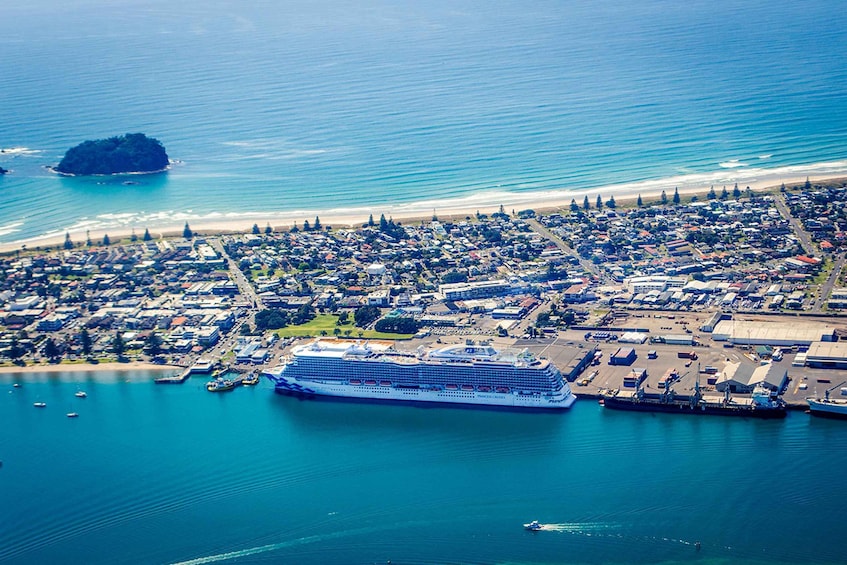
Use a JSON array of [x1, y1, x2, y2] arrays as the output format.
[[600, 380, 786, 418], [261, 339, 576, 410]]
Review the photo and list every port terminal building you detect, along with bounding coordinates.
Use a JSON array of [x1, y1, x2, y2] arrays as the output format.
[[711, 320, 837, 347]]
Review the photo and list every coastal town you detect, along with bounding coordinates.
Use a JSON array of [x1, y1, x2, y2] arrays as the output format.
[[3, 179, 847, 412]]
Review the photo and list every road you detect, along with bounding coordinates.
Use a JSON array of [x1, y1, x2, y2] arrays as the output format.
[[208, 237, 263, 309], [813, 252, 846, 311], [773, 194, 815, 255], [525, 218, 601, 279]]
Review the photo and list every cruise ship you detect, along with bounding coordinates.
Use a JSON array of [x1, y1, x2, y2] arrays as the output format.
[[262, 339, 577, 410]]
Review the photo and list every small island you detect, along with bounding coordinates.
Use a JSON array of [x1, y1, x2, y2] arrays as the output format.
[[55, 133, 169, 176]]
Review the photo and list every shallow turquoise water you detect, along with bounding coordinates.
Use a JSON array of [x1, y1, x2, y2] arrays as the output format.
[[1, 1, 846, 242], [1, 372, 844, 564]]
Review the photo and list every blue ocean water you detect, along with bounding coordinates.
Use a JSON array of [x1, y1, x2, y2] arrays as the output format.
[[1, 372, 846, 565], [1, 0, 846, 244]]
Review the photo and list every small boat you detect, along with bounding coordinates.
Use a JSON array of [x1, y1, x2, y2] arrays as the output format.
[[446, 384, 458, 390], [364, 380, 377, 386], [478, 386, 491, 392], [461, 385, 474, 391], [67, 412, 79, 418], [524, 520, 543, 531], [206, 378, 236, 392], [496, 386, 510, 393], [379, 380, 392, 387], [241, 373, 260, 386], [349, 379, 362, 385], [13, 383, 21, 388], [33, 402, 46, 408], [75, 391, 87, 398]]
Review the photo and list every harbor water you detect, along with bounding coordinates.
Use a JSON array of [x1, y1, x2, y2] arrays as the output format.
[[1, 371, 845, 564]]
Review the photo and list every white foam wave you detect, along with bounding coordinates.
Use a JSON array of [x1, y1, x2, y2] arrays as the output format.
[[0, 221, 24, 238], [719, 160, 747, 168], [0, 147, 41, 156], [759, 154, 773, 159]]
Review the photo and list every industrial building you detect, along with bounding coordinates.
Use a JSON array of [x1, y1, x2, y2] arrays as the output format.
[[804, 342, 847, 370], [711, 320, 836, 347], [715, 362, 788, 394], [609, 347, 637, 366]]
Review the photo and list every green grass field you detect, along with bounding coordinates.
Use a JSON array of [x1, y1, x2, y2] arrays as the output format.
[[272, 314, 413, 340]]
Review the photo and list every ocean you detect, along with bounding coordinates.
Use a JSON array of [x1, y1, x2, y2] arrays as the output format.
[[1, 0, 847, 244], [1, 371, 845, 565]]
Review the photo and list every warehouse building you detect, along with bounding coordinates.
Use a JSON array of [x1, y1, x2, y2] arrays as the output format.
[[711, 320, 836, 347], [804, 342, 847, 370]]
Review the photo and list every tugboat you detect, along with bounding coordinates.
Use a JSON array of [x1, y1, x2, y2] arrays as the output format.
[[524, 520, 543, 531]]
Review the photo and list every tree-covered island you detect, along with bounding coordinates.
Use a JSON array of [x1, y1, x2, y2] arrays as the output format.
[[55, 133, 169, 175]]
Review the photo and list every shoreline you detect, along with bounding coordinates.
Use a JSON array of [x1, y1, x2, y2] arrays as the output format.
[[0, 361, 178, 380], [2, 172, 845, 253]]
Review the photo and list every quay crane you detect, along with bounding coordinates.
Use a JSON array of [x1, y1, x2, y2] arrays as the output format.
[[822, 381, 847, 401]]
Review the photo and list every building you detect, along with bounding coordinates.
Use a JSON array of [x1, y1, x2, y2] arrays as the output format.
[[609, 347, 637, 366], [715, 362, 788, 394], [711, 320, 836, 347], [804, 342, 847, 369], [438, 280, 513, 301]]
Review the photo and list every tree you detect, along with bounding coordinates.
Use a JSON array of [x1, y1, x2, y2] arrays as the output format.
[[732, 183, 741, 199], [80, 328, 92, 356], [102, 234, 110, 246], [143, 228, 152, 241], [56, 133, 168, 175], [86, 230, 92, 246], [583, 196, 590, 210], [303, 219, 311, 231], [805, 177, 812, 190], [720, 186, 729, 200], [254, 309, 290, 330], [43, 337, 60, 360], [130, 229, 138, 242], [293, 303, 315, 325], [183, 222, 193, 239], [660, 190, 667, 205], [780, 183, 786, 193], [354, 305, 380, 327], [144, 332, 163, 356], [265, 223, 273, 235], [637, 194, 643, 207], [252, 223, 260, 235], [673, 187, 680, 204], [111, 331, 125, 357], [64, 232, 74, 250], [379, 214, 388, 230], [368, 214, 375, 227], [707, 185, 717, 200], [314, 216, 321, 231], [595, 195, 602, 210], [374, 317, 420, 334], [606, 195, 616, 208], [570, 199, 579, 213]]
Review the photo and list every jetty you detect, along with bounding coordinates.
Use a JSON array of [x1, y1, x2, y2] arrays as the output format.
[[154, 359, 216, 384]]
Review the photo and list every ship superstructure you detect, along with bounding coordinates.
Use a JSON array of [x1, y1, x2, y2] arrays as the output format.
[[262, 339, 576, 409]]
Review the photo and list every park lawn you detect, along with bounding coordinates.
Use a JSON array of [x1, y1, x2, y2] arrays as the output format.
[[273, 313, 413, 340]]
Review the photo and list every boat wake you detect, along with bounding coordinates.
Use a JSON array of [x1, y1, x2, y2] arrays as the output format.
[[534, 522, 618, 533]]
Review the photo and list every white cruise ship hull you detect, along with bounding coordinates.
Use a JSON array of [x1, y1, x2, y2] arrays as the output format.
[[268, 376, 576, 410]]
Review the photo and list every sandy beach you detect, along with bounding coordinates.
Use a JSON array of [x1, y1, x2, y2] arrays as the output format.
[[0, 361, 178, 382], [2, 172, 844, 254]]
